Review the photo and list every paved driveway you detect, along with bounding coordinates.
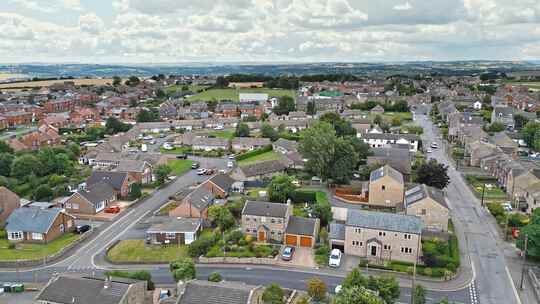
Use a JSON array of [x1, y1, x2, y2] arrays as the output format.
[[276, 246, 316, 269]]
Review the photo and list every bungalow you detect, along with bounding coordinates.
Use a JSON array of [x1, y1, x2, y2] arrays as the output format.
[[272, 138, 299, 154], [62, 182, 117, 215], [146, 218, 201, 245], [231, 137, 271, 152], [192, 137, 229, 151], [405, 184, 449, 232], [202, 174, 238, 198], [168, 187, 215, 220], [0, 187, 20, 225], [360, 133, 420, 152], [231, 160, 287, 182], [86, 171, 132, 198], [177, 280, 260, 304], [5, 207, 75, 243]]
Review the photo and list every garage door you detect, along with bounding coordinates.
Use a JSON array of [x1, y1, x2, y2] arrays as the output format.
[[300, 236, 312, 247], [285, 234, 297, 246]]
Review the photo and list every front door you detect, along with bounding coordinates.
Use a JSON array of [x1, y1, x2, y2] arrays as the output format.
[[371, 245, 377, 256], [258, 231, 266, 241]]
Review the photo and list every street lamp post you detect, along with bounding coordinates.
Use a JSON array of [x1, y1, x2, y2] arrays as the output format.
[[520, 234, 529, 290], [411, 236, 421, 304]]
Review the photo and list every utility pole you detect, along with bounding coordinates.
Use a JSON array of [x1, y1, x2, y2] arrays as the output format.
[[520, 234, 529, 290], [504, 212, 510, 241], [481, 183, 486, 207]]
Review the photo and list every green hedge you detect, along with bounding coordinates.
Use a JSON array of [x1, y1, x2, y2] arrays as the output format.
[[235, 145, 273, 161], [358, 259, 447, 278], [291, 189, 317, 204]]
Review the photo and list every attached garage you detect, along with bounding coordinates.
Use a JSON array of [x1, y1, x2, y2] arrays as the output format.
[[329, 222, 346, 253], [284, 216, 320, 248]]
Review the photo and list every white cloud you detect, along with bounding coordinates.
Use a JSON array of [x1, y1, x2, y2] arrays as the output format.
[[394, 2, 412, 11], [79, 13, 104, 34]]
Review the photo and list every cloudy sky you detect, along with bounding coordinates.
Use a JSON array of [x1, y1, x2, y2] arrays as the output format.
[[1, 0, 540, 63]]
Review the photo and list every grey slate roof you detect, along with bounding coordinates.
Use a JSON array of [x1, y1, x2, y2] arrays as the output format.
[[285, 216, 318, 236], [329, 222, 345, 241], [273, 138, 299, 152], [37, 275, 140, 304], [242, 201, 288, 218], [78, 182, 116, 205], [6, 207, 68, 233], [87, 171, 128, 192], [346, 209, 423, 234], [369, 164, 404, 184], [186, 187, 214, 210], [239, 160, 287, 177], [208, 174, 236, 192], [362, 133, 419, 142], [147, 218, 201, 233], [404, 184, 448, 209], [178, 280, 257, 304], [116, 160, 148, 173]]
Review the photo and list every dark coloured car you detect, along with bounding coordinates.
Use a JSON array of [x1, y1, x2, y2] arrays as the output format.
[[76, 225, 91, 234], [176, 154, 188, 159], [281, 246, 295, 261]]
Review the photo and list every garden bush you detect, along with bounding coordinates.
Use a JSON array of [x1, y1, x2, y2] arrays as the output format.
[[208, 272, 223, 282], [290, 189, 317, 204], [235, 145, 273, 161]]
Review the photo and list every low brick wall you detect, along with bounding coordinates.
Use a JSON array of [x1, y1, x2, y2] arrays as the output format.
[[198, 256, 278, 265], [0, 229, 95, 268]]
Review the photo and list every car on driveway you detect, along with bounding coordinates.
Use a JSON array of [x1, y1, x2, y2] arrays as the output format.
[[75, 225, 91, 234], [176, 154, 188, 159], [191, 162, 200, 169], [328, 248, 342, 267], [281, 246, 295, 261], [196, 168, 207, 175]]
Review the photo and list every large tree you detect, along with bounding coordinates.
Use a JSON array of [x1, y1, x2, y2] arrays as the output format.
[[334, 286, 385, 304], [0, 153, 14, 176], [154, 164, 172, 185], [105, 117, 131, 134], [11, 154, 42, 179], [170, 258, 196, 282], [521, 122, 540, 150], [268, 174, 296, 203], [136, 109, 159, 122], [272, 96, 296, 115], [261, 123, 279, 141], [234, 123, 250, 137], [319, 112, 356, 137], [517, 208, 540, 258], [413, 159, 450, 189], [207, 205, 235, 232]]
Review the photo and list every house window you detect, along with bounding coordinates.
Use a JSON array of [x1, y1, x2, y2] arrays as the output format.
[[404, 234, 412, 240], [72, 203, 79, 210], [271, 219, 275, 224], [354, 228, 361, 234], [246, 228, 250, 233], [9, 231, 23, 240], [381, 185, 386, 191], [352, 241, 359, 246], [252, 218, 257, 222], [421, 209, 427, 215], [378, 231, 386, 237], [165, 233, 176, 239], [59, 224, 65, 233], [65, 202, 72, 209], [32, 233, 43, 240], [401, 247, 412, 254], [384, 245, 391, 250]]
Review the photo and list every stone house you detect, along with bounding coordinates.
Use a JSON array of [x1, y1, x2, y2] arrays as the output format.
[[368, 165, 405, 208], [146, 218, 201, 245], [404, 185, 449, 232], [491, 105, 515, 129]]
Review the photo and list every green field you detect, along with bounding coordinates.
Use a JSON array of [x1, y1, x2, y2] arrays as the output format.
[[168, 159, 194, 176], [186, 88, 295, 102], [107, 240, 188, 263], [160, 146, 190, 154], [0, 233, 80, 261], [166, 84, 211, 95], [505, 81, 540, 90], [208, 130, 235, 139], [237, 150, 282, 166]]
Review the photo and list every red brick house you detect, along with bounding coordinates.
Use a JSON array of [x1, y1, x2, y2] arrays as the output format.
[[168, 187, 215, 220], [202, 174, 236, 198], [0, 187, 20, 225], [5, 207, 75, 243], [44, 99, 74, 113], [4, 111, 33, 127], [86, 171, 132, 199]]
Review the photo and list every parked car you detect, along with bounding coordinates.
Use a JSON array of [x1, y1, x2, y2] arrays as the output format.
[[191, 162, 200, 169], [75, 225, 91, 234], [228, 154, 236, 159], [204, 168, 215, 175], [227, 161, 234, 168], [105, 206, 121, 214], [196, 168, 207, 175], [281, 246, 295, 261], [149, 140, 156, 145], [328, 249, 342, 267], [159, 133, 166, 138], [431, 142, 439, 149], [176, 154, 188, 159], [502, 202, 513, 212], [426, 149, 432, 153]]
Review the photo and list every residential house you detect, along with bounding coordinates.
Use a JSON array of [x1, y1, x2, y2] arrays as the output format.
[[242, 200, 291, 243], [168, 187, 215, 220], [284, 215, 320, 247], [231, 137, 271, 152], [231, 160, 287, 182], [510, 169, 540, 203], [192, 137, 229, 151], [3, 111, 33, 127], [5, 207, 75, 243], [0, 187, 20, 225], [202, 174, 237, 198], [466, 141, 500, 167], [146, 218, 201, 245], [360, 133, 420, 152], [216, 102, 239, 117], [367, 147, 412, 181], [62, 182, 117, 215], [116, 160, 153, 184], [86, 171, 132, 198], [368, 165, 405, 208], [489, 132, 519, 155], [351, 118, 372, 136], [44, 99, 74, 113], [36, 275, 149, 304], [524, 182, 540, 214], [272, 138, 299, 154], [370, 105, 385, 115], [176, 280, 260, 304], [238, 103, 264, 119], [330, 209, 422, 263], [404, 185, 449, 232], [7, 126, 61, 151], [239, 93, 268, 103], [491, 106, 515, 129]]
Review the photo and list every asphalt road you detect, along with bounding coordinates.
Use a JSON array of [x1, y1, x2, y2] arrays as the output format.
[[416, 112, 522, 304]]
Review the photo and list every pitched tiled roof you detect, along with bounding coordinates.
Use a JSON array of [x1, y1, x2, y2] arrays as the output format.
[[78, 182, 116, 205], [369, 164, 404, 184], [6, 207, 70, 233], [238, 160, 287, 177], [87, 171, 128, 192], [242, 201, 288, 218], [208, 174, 236, 192], [147, 218, 201, 233], [285, 216, 318, 236], [405, 184, 448, 209], [346, 209, 423, 234], [178, 280, 257, 304]]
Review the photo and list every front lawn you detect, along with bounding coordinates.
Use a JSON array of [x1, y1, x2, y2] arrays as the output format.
[[168, 159, 195, 176], [160, 146, 191, 154], [107, 240, 189, 263], [237, 150, 281, 166], [466, 175, 508, 199], [0, 233, 80, 261], [208, 130, 235, 139]]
